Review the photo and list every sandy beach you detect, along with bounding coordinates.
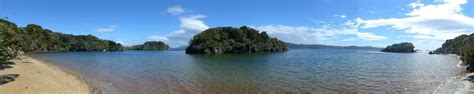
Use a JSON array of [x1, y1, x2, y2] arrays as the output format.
[[0, 56, 91, 94]]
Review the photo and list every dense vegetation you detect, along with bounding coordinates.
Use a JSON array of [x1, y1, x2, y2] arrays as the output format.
[[0, 19, 123, 62], [127, 41, 170, 51], [186, 26, 288, 54], [432, 34, 474, 72], [381, 42, 416, 53]]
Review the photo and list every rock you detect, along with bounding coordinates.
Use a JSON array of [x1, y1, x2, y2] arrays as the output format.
[[0, 61, 15, 70], [0, 74, 19, 85], [468, 66, 474, 72]]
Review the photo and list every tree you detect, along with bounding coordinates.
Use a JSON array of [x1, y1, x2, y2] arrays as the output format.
[[0, 19, 124, 61], [0, 19, 21, 61]]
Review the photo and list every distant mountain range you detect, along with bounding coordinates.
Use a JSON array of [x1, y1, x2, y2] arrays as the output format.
[[286, 43, 382, 50]]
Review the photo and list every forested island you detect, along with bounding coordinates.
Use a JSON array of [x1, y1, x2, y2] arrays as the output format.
[[381, 42, 416, 53], [127, 41, 170, 51], [186, 26, 288, 54], [0, 19, 123, 62], [432, 34, 474, 72]]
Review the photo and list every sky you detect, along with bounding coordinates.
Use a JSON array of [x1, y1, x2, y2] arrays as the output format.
[[0, 0, 473, 50]]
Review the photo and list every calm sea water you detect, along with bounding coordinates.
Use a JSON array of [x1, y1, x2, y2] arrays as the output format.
[[30, 49, 464, 93]]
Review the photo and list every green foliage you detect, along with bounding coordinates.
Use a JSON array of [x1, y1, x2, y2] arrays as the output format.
[[0, 19, 21, 61], [185, 26, 288, 54], [463, 48, 474, 66], [433, 34, 474, 72], [0, 19, 123, 62], [433, 34, 474, 55], [128, 41, 170, 51], [381, 42, 416, 53]]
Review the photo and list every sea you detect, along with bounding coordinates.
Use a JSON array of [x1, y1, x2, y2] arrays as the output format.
[[29, 49, 466, 93]]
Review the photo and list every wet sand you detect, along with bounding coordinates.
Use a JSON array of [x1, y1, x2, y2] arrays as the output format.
[[0, 56, 91, 94]]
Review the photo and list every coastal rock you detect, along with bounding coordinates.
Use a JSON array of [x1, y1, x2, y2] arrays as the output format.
[[381, 42, 416, 53], [468, 66, 474, 72], [185, 26, 288, 54]]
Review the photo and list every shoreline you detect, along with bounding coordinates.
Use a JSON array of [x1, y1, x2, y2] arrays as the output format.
[[0, 55, 94, 94], [445, 54, 474, 94], [29, 56, 107, 94]]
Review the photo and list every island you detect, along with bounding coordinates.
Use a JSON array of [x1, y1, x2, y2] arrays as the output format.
[[432, 34, 474, 72], [127, 41, 170, 51], [185, 26, 288, 54], [381, 42, 416, 53]]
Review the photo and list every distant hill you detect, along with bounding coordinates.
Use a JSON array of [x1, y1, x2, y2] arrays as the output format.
[[286, 43, 382, 50], [127, 41, 170, 51]]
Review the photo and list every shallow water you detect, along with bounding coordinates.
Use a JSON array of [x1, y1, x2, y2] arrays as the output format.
[[30, 49, 464, 93]]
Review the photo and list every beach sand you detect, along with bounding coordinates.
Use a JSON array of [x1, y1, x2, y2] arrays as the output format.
[[0, 56, 91, 94]]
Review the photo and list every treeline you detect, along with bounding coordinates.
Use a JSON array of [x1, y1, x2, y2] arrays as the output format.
[[186, 26, 288, 54], [0, 19, 123, 62], [127, 41, 169, 51], [432, 34, 474, 72]]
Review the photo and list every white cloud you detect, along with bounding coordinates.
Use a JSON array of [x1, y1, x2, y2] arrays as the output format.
[[114, 41, 131, 46], [357, 0, 474, 49], [166, 5, 186, 15], [95, 25, 117, 33], [340, 15, 347, 18], [369, 11, 375, 14], [408, 2, 424, 8], [179, 15, 209, 31], [148, 15, 209, 47], [253, 20, 386, 44], [334, 15, 347, 18], [341, 38, 356, 42]]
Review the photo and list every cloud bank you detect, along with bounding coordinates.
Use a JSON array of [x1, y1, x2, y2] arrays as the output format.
[[355, 0, 474, 50], [358, 0, 474, 41], [252, 20, 386, 44]]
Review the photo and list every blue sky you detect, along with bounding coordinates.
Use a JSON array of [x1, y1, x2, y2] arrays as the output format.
[[1, 0, 473, 50]]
